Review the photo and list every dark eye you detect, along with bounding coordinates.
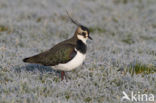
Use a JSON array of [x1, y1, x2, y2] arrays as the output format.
[[82, 32, 86, 36]]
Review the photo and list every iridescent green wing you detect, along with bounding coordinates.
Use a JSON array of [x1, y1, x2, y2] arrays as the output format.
[[24, 44, 76, 66], [44, 44, 77, 66]]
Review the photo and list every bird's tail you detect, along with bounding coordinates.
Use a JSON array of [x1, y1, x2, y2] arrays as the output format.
[[23, 57, 33, 63], [23, 53, 44, 64]]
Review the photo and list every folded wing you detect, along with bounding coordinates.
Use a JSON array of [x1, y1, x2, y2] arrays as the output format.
[[23, 44, 77, 66]]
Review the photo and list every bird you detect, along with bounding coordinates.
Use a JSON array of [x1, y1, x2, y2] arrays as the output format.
[[23, 11, 92, 80]]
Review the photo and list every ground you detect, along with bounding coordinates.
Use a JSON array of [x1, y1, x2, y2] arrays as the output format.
[[0, 0, 156, 103]]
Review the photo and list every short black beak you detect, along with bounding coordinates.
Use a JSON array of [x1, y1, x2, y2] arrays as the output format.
[[88, 35, 92, 40]]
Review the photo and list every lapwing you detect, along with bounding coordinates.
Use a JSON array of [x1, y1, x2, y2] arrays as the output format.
[[23, 12, 92, 80]]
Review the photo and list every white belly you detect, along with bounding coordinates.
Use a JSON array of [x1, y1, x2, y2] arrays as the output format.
[[52, 51, 86, 71]]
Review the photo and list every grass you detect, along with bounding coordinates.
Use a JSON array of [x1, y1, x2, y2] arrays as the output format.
[[84, 97, 92, 102], [0, 25, 10, 34], [0, 25, 8, 32], [113, 0, 143, 4], [0, 0, 156, 103], [127, 63, 156, 76], [122, 34, 135, 45], [89, 27, 107, 33]]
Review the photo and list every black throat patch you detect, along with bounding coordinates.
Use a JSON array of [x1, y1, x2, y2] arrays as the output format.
[[76, 40, 87, 54]]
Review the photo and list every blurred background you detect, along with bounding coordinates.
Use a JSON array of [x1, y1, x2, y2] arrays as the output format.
[[0, 0, 156, 103]]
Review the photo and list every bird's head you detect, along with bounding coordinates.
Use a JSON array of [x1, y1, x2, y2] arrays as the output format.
[[76, 25, 92, 43], [66, 10, 92, 43]]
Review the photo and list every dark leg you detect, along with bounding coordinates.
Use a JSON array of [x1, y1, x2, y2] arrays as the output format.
[[61, 71, 65, 80]]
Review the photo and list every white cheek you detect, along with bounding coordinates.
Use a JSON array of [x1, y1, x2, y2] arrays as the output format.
[[77, 35, 87, 44]]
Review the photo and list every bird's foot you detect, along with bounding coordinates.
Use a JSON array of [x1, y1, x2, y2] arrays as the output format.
[[60, 71, 69, 81], [61, 71, 65, 80]]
